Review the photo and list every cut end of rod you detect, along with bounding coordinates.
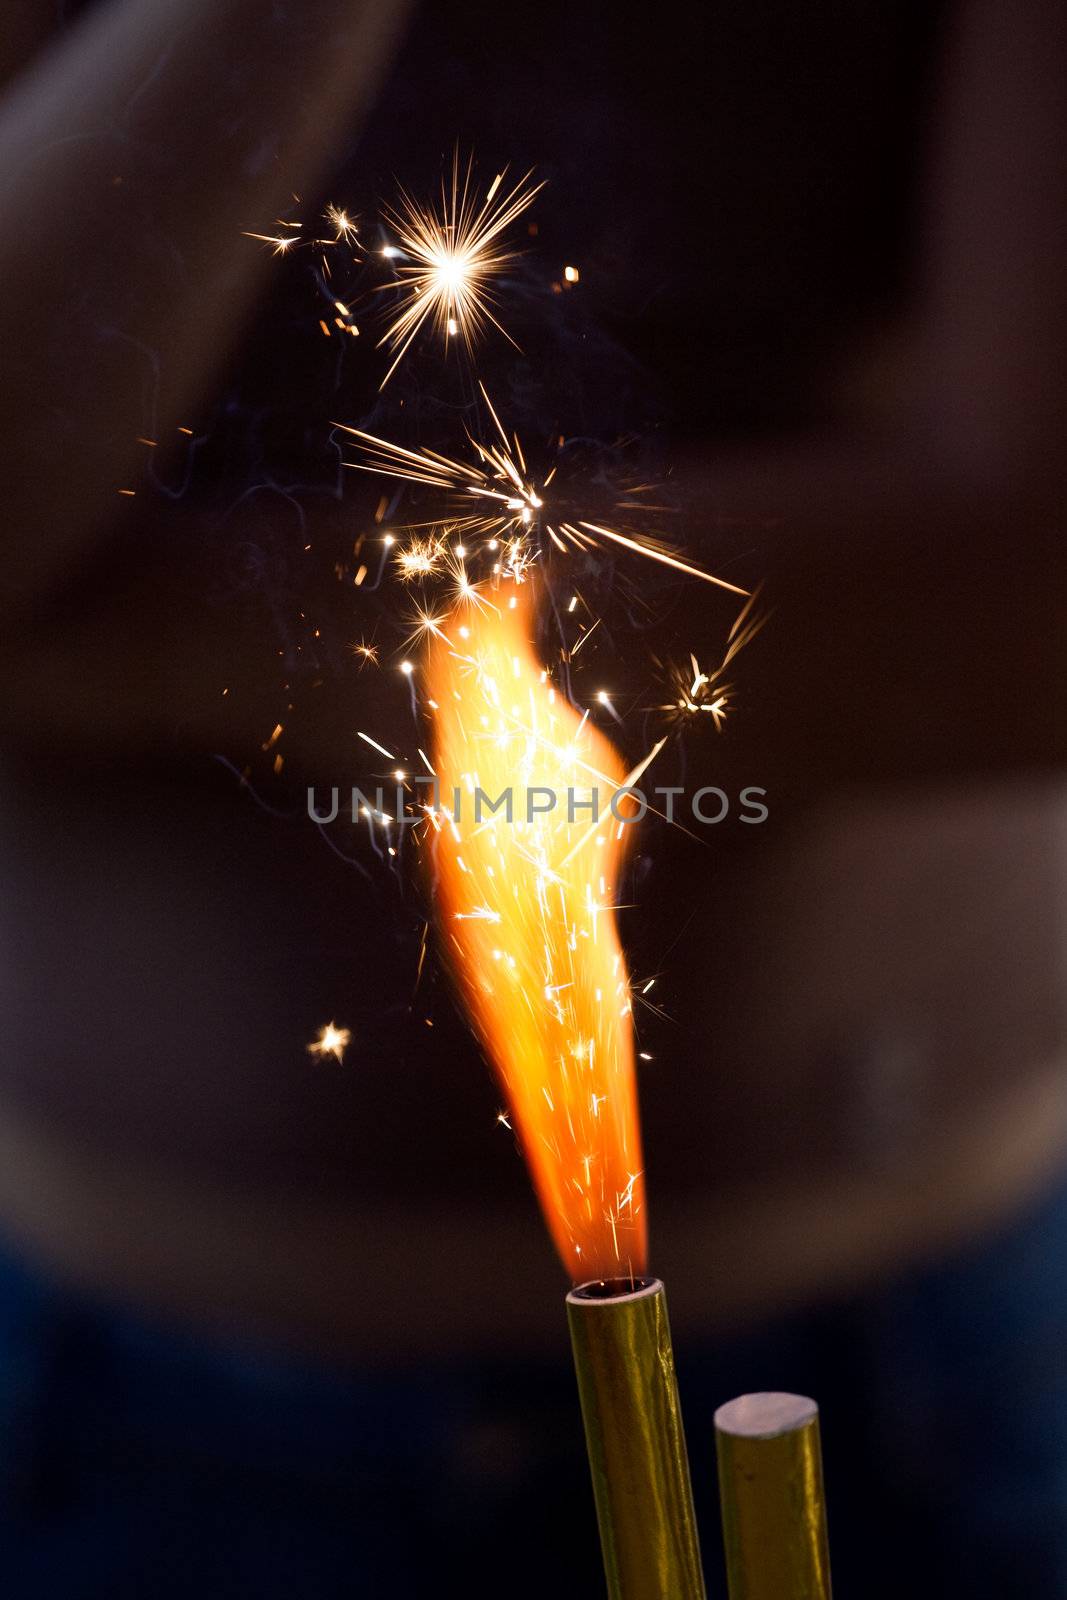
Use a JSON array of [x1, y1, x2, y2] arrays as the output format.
[[715, 1391, 832, 1600], [715, 1392, 819, 1440], [567, 1274, 660, 1305]]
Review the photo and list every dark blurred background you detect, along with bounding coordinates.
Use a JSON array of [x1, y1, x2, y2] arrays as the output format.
[[0, 1, 1064, 1595]]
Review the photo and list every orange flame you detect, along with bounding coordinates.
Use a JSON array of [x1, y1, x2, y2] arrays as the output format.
[[426, 585, 647, 1280]]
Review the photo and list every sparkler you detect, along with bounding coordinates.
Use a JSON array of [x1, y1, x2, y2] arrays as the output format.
[[249, 152, 797, 1597], [425, 581, 712, 1597], [320, 161, 756, 1597]]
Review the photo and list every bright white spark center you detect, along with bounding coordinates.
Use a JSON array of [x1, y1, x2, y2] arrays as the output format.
[[432, 252, 470, 296], [307, 1021, 351, 1062]]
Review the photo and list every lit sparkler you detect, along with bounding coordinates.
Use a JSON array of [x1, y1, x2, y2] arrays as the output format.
[[376, 154, 542, 386], [268, 151, 766, 1600], [424, 581, 711, 1594]]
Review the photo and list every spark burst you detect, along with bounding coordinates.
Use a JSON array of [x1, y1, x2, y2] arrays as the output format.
[[246, 153, 760, 1273], [394, 535, 445, 582], [659, 589, 765, 732], [336, 384, 748, 596], [323, 204, 358, 245], [377, 154, 542, 386]]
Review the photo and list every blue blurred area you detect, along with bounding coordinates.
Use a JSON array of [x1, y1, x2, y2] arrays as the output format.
[[2, 1170, 1067, 1597]]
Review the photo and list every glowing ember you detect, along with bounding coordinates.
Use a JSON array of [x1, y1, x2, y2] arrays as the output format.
[[307, 1022, 351, 1062], [427, 585, 647, 1279]]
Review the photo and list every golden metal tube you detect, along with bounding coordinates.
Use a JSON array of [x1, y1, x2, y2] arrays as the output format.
[[714, 1392, 832, 1600], [566, 1276, 706, 1600]]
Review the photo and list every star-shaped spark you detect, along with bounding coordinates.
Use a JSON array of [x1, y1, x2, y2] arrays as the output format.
[[307, 1022, 351, 1063], [377, 154, 542, 386], [350, 640, 380, 667]]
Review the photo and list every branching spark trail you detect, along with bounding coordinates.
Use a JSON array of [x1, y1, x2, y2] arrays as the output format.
[[335, 385, 748, 596], [659, 588, 766, 732], [243, 230, 300, 257]]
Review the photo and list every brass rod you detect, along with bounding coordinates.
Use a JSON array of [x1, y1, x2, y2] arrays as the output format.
[[566, 1276, 706, 1600], [714, 1391, 832, 1600]]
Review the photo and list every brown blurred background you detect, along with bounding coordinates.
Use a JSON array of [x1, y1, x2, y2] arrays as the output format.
[[0, 1, 1064, 1594]]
